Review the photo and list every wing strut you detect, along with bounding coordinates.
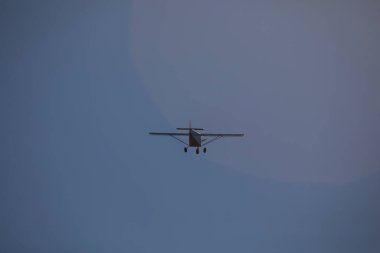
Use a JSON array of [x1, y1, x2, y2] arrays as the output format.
[[169, 135, 188, 146], [202, 136, 224, 146]]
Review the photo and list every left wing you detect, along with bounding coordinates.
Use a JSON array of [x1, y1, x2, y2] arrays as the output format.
[[149, 132, 188, 136], [149, 132, 188, 145]]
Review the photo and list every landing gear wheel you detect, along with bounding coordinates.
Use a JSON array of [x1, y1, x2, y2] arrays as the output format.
[[203, 147, 207, 153], [184, 147, 188, 153], [196, 148, 199, 154]]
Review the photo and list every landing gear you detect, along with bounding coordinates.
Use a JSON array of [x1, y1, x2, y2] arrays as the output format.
[[184, 147, 206, 154]]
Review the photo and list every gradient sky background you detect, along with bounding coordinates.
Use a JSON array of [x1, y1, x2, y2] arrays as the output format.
[[1, 1, 380, 252]]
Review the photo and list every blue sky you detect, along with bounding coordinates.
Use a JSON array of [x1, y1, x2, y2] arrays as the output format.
[[0, 1, 379, 252]]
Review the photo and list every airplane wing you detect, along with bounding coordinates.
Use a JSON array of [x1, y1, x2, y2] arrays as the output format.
[[149, 132, 188, 145], [149, 132, 188, 136], [201, 133, 244, 137], [200, 133, 244, 146]]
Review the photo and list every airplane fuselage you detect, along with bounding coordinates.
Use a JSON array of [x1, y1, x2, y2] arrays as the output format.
[[189, 130, 202, 147]]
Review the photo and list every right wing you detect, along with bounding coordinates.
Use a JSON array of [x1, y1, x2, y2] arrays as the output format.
[[149, 132, 188, 136], [199, 133, 244, 146], [201, 133, 244, 137]]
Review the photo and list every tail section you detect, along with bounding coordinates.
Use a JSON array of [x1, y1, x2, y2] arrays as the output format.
[[176, 120, 204, 131]]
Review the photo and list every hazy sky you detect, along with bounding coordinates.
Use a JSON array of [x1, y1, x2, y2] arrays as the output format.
[[131, 0, 380, 183], [1, 1, 379, 252]]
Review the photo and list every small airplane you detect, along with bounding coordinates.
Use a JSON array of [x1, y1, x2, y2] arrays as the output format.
[[149, 121, 244, 154]]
